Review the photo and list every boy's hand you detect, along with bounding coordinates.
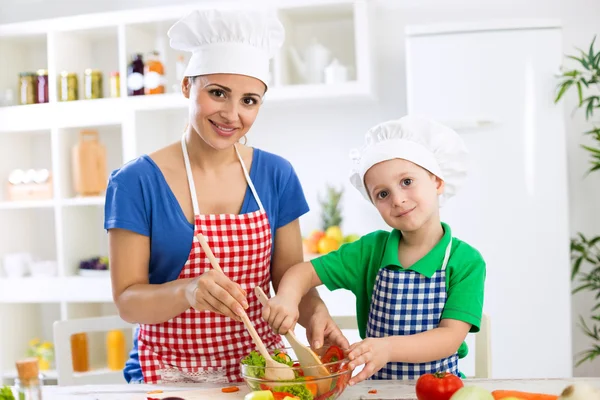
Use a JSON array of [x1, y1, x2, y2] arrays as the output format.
[[262, 294, 300, 334], [347, 337, 391, 385]]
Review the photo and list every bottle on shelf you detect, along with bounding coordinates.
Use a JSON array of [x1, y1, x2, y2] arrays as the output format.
[[106, 329, 126, 371], [144, 50, 165, 95], [127, 53, 145, 96], [70, 332, 89, 372]]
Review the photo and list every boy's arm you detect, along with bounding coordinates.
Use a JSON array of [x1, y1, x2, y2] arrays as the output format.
[[264, 260, 323, 335], [347, 319, 471, 385]]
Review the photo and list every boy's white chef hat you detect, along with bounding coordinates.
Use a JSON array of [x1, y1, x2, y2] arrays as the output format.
[[168, 8, 284, 87], [349, 115, 469, 205]]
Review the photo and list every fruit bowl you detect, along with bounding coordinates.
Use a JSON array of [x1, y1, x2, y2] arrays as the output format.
[[240, 346, 352, 400]]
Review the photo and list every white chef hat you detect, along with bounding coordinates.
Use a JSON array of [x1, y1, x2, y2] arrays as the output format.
[[349, 115, 469, 205], [168, 8, 284, 87]]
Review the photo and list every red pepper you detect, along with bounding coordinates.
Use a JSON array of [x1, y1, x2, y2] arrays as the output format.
[[321, 345, 344, 364], [292, 362, 304, 377]]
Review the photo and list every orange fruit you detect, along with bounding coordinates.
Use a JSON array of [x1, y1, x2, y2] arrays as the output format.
[[303, 237, 318, 254], [317, 236, 340, 254]]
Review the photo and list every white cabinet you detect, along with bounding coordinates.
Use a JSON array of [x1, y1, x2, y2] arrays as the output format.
[[0, 0, 373, 382], [405, 21, 571, 378]]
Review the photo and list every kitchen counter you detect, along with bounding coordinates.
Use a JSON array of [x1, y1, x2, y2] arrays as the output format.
[[40, 378, 600, 399]]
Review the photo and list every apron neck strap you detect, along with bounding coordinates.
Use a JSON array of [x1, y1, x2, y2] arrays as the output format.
[[181, 134, 265, 216]]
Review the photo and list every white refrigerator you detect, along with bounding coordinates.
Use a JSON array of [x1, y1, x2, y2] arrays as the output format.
[[405, 20, 572, 378]]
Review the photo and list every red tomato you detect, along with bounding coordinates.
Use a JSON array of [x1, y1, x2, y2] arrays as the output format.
[[415, 372, 464, 400]]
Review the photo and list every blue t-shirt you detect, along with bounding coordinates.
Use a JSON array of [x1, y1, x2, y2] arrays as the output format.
[[104, 147, 309, 383]]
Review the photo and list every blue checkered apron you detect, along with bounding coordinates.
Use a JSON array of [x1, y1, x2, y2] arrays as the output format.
[[366, 239, 458, 380]]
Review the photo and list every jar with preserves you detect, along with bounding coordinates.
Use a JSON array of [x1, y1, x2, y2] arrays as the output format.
[[84, 69, 103, 99], [144, 50, 165, 95], [109, 71, 120, 98], [58, 71, 78, 101], [19, 72, 37, 105], [36, 69, 49, 104]]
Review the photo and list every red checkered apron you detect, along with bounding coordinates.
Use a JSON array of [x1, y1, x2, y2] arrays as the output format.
[[137, 136, 284, 383]]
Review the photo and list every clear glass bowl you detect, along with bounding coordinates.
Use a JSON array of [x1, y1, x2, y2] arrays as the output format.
[[240, 346, 352, 400]]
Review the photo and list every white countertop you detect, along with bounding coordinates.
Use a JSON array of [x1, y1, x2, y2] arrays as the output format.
[[40, 378, 600, 399]]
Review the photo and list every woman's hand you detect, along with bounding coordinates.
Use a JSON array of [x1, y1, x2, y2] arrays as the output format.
[[262, 293, 301, 334], [305, 309, 350, 351], [185, 269, 249, 321]]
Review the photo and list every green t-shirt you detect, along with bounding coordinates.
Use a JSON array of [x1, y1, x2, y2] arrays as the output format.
[[312, 222, 486, 345]]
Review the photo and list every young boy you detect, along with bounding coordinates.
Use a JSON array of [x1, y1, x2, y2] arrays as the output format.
[[262, 116, 486, 384]]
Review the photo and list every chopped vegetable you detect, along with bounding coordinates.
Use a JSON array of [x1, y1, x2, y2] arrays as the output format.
[[245, 390, 275, 400], [492, 390, 558, 400], [301, 377, 318, 397], [0, 386, 15, 400], [222, 386, 240, 393], [557, 384, 600, 400], [242, 350, 294, 379], [147, 390, 164, 394], [272, 392, 299, 400], [450, 387, 494, 400], [368, 389, 378, 394], [273, 384, 314, 400]]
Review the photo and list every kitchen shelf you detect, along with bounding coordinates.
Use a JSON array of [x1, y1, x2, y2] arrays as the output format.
[[0, 200, 55, 210], [60, 197, 105, 207], [0, 277, 112, 303]]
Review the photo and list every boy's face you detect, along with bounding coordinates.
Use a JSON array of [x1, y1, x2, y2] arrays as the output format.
[[364, 158, 444, 232]]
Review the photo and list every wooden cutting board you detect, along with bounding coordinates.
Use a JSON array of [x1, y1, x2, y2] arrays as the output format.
[[146, 385, 249, 400]]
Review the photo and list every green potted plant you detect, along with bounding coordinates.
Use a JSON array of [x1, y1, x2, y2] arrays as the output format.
[[555, 36, 600, 366]]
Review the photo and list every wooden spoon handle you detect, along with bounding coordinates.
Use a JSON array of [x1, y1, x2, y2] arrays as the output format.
[[196, 233, 272, 361], [196, 233, 224, 274]]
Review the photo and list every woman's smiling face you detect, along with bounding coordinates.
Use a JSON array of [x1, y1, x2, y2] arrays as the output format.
[[183, 73, 266, 150]]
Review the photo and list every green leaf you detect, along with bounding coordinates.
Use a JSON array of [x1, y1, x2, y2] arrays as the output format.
[[554, 80, 573, 102], [573, 283, 595, 294], [577, 81, 583, 105], [572, 256, 584, 280], [562, 70, 581, 78], [567, 54, 588, 69], [588, 36, 597, 66], [581, 145, 600, 155]]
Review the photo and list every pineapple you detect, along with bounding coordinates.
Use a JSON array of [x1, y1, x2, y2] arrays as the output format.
[[319, 184, 344, 231]]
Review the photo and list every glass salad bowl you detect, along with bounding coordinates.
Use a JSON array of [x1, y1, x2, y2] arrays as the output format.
[[240, 345, 352, 400]]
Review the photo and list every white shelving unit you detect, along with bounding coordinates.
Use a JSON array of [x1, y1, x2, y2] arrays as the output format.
[[0, 0, 372, 383]]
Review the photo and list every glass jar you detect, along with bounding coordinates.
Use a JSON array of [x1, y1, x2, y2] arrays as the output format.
[[109, 71, 120, 98], [144, 50, 165, 95], [19, 72, 37, 105], [15, 358, 43, 400], [36, 69, 49, 104], [58, 71, 78, 101], [70, 332, 89, 372], [84, 69, 103, 100]]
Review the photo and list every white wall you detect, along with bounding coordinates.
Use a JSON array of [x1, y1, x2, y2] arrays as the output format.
[[2, 0, 599, 377]]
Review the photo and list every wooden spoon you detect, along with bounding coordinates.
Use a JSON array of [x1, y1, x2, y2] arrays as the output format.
[[196, 233, 295, 382], [254, 286, 331, 394]]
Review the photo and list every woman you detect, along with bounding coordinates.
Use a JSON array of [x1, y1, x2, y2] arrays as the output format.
[[104, 8, 348, 384]]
